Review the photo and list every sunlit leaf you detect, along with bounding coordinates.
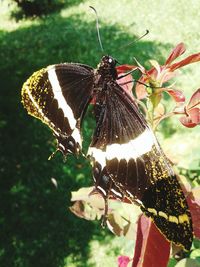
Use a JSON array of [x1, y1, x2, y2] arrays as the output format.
[[166, 89, 185, 103], [161, 70, 177, 83], [187, 108, 200, 124], [70, 187, 105, 220], [106, 202, 142, 240], [174, 258, 200, 267], [149, 59, 161, 74], [165, 43, 186, 65], [187, 89, 200, 110], [178, 89, 200, 127], [135, 80, 148, 100], [190, 248, 200, 262], [70, 187, 142, 239], [179, 115, 197, 128], [170, 52, 200, 71]]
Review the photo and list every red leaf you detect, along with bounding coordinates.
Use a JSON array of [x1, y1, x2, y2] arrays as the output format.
[[161, 70, 177, 83], [187, 108, 200, 124], [118, 256, 131, 267], [132, 215, 170, 267], [166, 89, 185, 103], [135, 83, 148, 100], [165, 43, 186, 65], [187, 88, 200, 110], [179, 108, 200, 128], [186, 187, 200, 239], [117, 73, 135, 100], [170, 52, 200, 71], [135, 76, 148, 100], [179, 115, 197, 128], [117, 65, 138, 74], [147, 67, 158, 77]]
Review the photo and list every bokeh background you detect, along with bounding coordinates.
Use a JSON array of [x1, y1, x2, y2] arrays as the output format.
[[1, 0, 200, 266]]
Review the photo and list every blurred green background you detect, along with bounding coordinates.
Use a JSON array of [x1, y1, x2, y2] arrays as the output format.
[[0, 1, 200, 266]]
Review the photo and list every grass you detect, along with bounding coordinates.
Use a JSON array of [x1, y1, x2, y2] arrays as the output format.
[[0, 1, 200, 266]]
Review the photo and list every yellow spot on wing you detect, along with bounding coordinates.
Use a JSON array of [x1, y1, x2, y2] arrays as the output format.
[[158, 211, 168, 220], [179, 214, 189, 224], [147, 208, 157, 215], [169, 215, 179, 224]]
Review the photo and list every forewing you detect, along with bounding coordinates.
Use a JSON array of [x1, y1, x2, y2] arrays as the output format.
[[88, 81, 193, 250], [21, 63, 94, 155]]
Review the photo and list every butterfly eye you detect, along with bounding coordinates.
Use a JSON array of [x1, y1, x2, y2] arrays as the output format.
[[108, 58, 113, 63]]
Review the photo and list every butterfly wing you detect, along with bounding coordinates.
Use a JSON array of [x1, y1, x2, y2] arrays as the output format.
[[88, 81, 193, 250], [22, 63, 94, 155], [89, 80, 159, 199]]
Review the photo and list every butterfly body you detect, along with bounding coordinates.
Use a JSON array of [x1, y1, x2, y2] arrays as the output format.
[[21, 55, 193, 250]]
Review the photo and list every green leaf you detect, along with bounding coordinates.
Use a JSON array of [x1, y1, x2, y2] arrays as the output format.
[[193, 239, 200, 249], [190, 249, 200, 263], [167, 258, 177, 267], [175, 258, 200, 267]]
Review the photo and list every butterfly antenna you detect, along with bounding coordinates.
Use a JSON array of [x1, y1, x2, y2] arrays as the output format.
[[116, 29, 149, 52], [89, 6, 104, 52]]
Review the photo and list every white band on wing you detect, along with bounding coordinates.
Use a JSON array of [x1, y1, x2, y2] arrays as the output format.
[[47, 66, 77, 130], [88, 128, 156, 167]]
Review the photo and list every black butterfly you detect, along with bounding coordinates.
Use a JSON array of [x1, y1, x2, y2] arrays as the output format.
[[21, 54, 193, 250]]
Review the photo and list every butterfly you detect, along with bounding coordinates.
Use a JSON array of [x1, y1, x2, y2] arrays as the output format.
[[21, 54, 193, 251]]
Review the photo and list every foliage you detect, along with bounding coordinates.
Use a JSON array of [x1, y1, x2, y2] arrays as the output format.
[[12, 0, 64, 17], [117, 43, 200, 130]]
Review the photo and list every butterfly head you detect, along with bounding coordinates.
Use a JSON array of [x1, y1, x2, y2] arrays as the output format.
[[101, 55, 117, 67], [97, 55, 118, 80]]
